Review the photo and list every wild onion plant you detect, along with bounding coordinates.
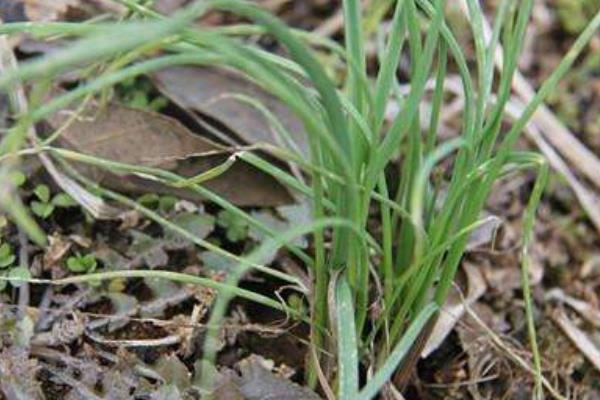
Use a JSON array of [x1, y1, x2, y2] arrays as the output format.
[[1, 0, 600, 398]]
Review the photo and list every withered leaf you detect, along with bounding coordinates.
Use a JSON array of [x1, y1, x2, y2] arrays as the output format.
[[154, 354, 191, 391], [0, 1, 28, 22], [23, 0, 79, 21], [50, 103, 294, 206], [234, 355, 321, 400], [151, 66, 309, 157], [0, 347, 44, 400], [1, 0, 79, 22]]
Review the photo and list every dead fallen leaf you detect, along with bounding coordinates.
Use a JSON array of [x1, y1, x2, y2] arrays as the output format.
[[154, 0, 188, 15], [465, 215, 503, 251], [43, 233, 73, 269], [546, 288, 600, 328], [20, 0, 79, 21], [455, 303, 512, 400], [151, 66, 309, 157], [2, 0, 122, 23], [49, 102, 294, 206], [150, 385, 182, 400], [0, 347, 44, 400], [0, 1, 27, 22], [213, 355, 322, 400], [552, 309, 600, 373], [154, 354, 191, 391], [422, 262, 487, 358]]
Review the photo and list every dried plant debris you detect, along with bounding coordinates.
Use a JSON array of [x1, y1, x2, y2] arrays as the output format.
[[151, 66, 308, 157], [48, 102, 295, 206], [0, 346, 44, 399], [0, 0, 78, 23], [209, 355, 322, 400]]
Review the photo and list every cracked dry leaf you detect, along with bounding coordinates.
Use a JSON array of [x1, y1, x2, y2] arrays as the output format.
[[233, 355, 321, 400], [49, 103, 294, 207], [154, 354, 191, 392], [164, 212, 215, 249], [23, 0, 79, 21], [151, 66, 308, 157], [0, 347, 44, 400], [553, 309, 600, 373], [128, 231, 169, 269], [422, 262, 487, 358]]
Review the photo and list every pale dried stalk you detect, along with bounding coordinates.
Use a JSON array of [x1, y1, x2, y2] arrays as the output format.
[[0, 31, 119, 220], [458, 0, 600, 190], [552, 310, 600, 373]]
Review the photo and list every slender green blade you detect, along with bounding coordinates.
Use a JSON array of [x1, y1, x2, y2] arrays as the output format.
[[358, 303, 437, 400], [335, 274, 359, 399]]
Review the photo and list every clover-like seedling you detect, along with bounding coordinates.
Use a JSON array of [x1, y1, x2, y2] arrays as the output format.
[[31, 184, 78, 219], [217, 209, 248, 242], [66, 253, 97, 273], [137, 194, 178, 213], [0, 243, 30, 290], [0, 243, 16, 269]]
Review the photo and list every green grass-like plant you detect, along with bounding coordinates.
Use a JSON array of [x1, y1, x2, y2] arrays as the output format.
[[1, 0, 599, 398]]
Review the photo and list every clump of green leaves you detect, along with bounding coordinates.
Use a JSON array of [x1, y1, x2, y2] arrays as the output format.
[[137, 193, 178, 213], [116, 77, 168, 110], [1, 0, 599, 398], [0, 242, 30, 290], [66, 253, 98, 273], [0, 242, 16, 269], [217, 209, 248, 242], [30, 184, 77, 219], [557, 0, 600, 33]]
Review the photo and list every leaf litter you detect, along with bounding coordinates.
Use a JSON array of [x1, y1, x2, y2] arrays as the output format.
[[2, 1, 600, 399], [48, 102, 295, 207]]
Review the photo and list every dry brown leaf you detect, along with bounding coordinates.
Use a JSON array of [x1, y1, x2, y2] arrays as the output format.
[[49, 103, 294, 206], [552, 309, 600, 373], [223, 355, 322, 400], [23, 0, 79, 21], [0, 1, 27, 23], [0, 347, 44, 400], [151, 66, 308, 156], [153, 0, 188, 14], [422, 262, 487, 358], [547, 288, 600, 328], [43, 233, 73, 269], [465, 215, 503, 251]]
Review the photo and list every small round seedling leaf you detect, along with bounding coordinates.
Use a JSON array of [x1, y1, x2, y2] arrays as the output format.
[[217, 209, 248, 242], [34, 184, 51, 203], [52, 193, 78, 208], [0, 243, 15, 269], [10, 171, 26, 187], [137, 193, 160, 207], [8, 266, 31, 288], [164, 212, 215, 249], [31, 201, 55, 219], [200, 251, 236, 273], [67, 254, 97, 273]]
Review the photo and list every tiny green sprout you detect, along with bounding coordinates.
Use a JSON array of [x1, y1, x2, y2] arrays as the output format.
[[66, 253, 97, 273], [117, 77, 168, 111], [158, 196, 177, 212], [0, 243, 16, 268], [31, 184, 78, 219], [287, 293, 308, 317], [137, 194, 178, 213], [217, 209, 248, 242], [137, 193, 160, 207], [7, 266, 30, 288], [10, 171, 26, 187], [0, 243, 29, 291]]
